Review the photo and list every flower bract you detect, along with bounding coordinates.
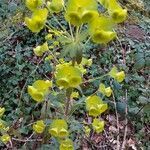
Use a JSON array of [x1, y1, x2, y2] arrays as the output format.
[[47, 0, 64, 13], [86, 95, 108, 117], [55, 63, 82, 88], [109, 67, 125, 83], [0, 134, 11, 144], [92, 118, 105, 133], [49, 119, 69, 138], [33, 42, 49, 56], [0, 107, 5, 117], [25, 8, 48, 33], [98, 0, 127, 23], [28, 80, 52, 102], [99, 83, 112, 97], [33, 120, 45, 134], [65, 0, 98, 26], [88, 15, 116, 44], [25, 0, 43, 11], [59, 139, 74, 150]]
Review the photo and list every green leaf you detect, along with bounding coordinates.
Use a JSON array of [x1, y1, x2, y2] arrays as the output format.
[[116, 102, 126, 115], [69, 97, 85, 116], [138, 96, 149, 104], [145, 52, 150, 67], [143, 104, 150, 114], [134, 58, 145, 69]]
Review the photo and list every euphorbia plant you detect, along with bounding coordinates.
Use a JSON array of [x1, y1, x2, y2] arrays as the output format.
[[0, 0, 127, 149]]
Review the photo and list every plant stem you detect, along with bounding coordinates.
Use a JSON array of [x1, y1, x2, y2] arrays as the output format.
[[45, 4, 71, 37], [84, 36, 91, 45], [75, 26, 80, 40], [47, 50, 60, 64], [83, 74, 108, 83], [65, 88, 72, 119], [69, 22, 74, 41], [112, 91, 120, 150], [12, 137, 42, 142], [52, 14, 70, 36], [121, 90, 128, 150]]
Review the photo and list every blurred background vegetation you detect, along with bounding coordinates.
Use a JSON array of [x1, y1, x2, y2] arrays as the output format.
[[0, 0, 149, 149]]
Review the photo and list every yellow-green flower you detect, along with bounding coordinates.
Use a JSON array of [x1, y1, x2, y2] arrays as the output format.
[[0, 120, 5, 129], [84, 126, 91, 136], [99, 83, 112, 97], [92, 30, 116, 44], [71, 92, 79, 99], [55, 63, 82, 88], [109, 66, 125, 83], [25, 8, 48, 33], [111, 9, 127, 23], [115, 71, 125, 83], [53, 41, 59, 46], [59, 58, 65, 64], [81, 58, 92, 66], [45, 34, 53, 40], [45, 55, 53, 61], [59, 139, 74, 150], [33, 42, 49, 56], [25, 0, 43, 11], [0, 120, 9, 132], [49, 119, 68, 138], [33, 120, 45, 134], [28, 80, 52, 102], [0, 107, 5, 117], [92, 118, 104, 133], [98, 0, 127, 23], [74, 63, 87, 75], [49, 29, 64, 36], [86, 95, 108, 117], [89, 15, 116, 44], [65, 0, 98, 26], [0, 134, 11, 144], [47, 0, 64, 13]]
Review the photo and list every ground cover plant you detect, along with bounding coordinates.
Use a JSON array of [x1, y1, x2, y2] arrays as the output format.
[[0, 0, 149, 149]]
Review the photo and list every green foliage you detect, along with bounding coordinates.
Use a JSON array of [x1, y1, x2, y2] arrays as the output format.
[[0, 0, 149, 149]]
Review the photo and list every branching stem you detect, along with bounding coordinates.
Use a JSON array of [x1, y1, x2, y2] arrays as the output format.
[[112, 91, 120, 150], [83, 74, 108, 84]]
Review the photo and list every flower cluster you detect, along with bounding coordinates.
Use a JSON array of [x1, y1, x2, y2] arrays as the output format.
[[0, 107, 11, 144], [55, 63, 82, 88], [65, 0, 98, 26], [88, 15, 116, 44], [99, 83, 112, 97], [99, 0, 127, 23], [49, 119, 68, 138], [86, 95, 108, 117], [25, 0, 49, 32], [33, 42, 49, 56], [23, 0, 127, 149], [26, 0, 43, 11], [92, 118, 105, 133], [28, 80, 52, 102], [33, 119, 74, 149], [85, 95, 107, 134], [25, 8, 48, 33], [33, 120, 46, 134], [109, 66, 125, 83], [64, 0, 127, 44], [59, 139, 74, 150], [47, 0, 64, 13]]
